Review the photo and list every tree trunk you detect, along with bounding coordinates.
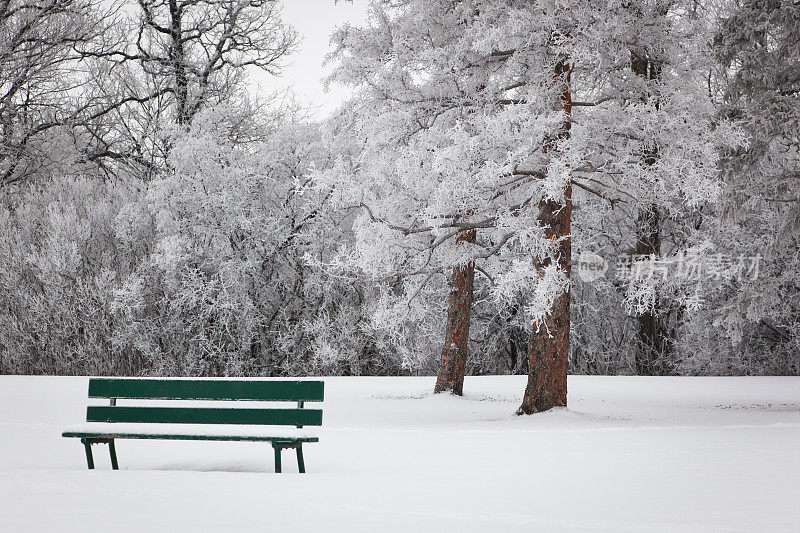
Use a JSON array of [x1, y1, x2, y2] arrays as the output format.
[[633, 203, 667, 374], [518, 59, 572, 414], [517, 194, 572, 414], [169, 0, 191, 126], [434, 229, 476, 395], [631, 53, 668, 375]]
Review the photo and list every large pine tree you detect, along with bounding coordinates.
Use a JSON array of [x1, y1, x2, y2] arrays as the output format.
[[692, 0, 800, 372], [320, 0, 577, 398], [319, 0, 732, 409]]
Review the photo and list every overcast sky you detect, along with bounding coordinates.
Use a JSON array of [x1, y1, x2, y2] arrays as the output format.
[[251, 0, 371, 120]]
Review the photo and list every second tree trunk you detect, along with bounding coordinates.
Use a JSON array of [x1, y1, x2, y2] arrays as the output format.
[[434, 229, 476, 395]]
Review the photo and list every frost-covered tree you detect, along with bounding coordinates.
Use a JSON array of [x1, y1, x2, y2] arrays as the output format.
[[112, 105, 316, 374], [573, 0, 731, 376], [81, 0, 298, 176], [319, 0, 581, 400], [319, 0, 733, 410], [109, 104, 394, 376], [125, 0, 297, 126], [0, 0, 122, 186], [559, 1, 746, 377], [0, 172, 138, 374], [519, 0, 733, 406], [680, 0, 800, 374]]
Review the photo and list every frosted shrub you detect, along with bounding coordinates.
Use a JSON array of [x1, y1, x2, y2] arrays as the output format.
[[108, 106, 405, 376], [0, 176, 139, 374]]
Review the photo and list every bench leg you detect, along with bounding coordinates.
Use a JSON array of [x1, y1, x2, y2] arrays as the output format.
[[108, 439, 119, 470], [81, 438, 95, 470], [272, 442, 282, 473], [296, 443, 305, 474]]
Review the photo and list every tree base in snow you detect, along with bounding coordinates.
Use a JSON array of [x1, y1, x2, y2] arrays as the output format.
[[517, 289, 570, 414]]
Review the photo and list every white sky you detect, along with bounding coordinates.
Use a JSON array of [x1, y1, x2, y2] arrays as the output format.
[[251, 0, 371, 120]]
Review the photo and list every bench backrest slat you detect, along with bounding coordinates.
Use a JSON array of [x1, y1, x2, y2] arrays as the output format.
[[85, 378, 324, 428], [87, 406, 323, 426], [88, 378, 324, 402]]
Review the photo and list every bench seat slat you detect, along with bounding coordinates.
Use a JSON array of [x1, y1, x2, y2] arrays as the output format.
[[62, 431, 318, 442], [88, 379, 324, 402], [87, 406, 323, 426]]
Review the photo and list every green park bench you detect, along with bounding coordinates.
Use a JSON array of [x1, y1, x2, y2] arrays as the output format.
[[63, 378, 324, 473]]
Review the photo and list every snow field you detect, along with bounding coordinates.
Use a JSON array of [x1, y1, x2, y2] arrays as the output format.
[[1, 375, 798, 532]]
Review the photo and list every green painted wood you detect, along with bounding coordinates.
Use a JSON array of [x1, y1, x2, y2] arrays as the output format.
[[88, 378, 324, 402], [62, 431, 318, 442], [296, 443, 305, 473], [273, 443, 282, 473], [81, 439, 94, 469], [68, 378, 323, 471], [108, 440, 118, 470], [86, 406, 323, 426]]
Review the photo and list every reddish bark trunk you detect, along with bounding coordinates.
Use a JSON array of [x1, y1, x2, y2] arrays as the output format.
[[518, 59, 572, 414], [434, 229, 476, 395], [517, 190, 572, 413]]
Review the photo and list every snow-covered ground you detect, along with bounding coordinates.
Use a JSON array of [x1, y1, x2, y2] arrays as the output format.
[[1, 375, 798, 532]]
